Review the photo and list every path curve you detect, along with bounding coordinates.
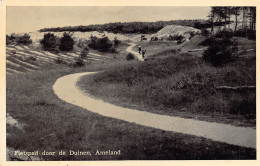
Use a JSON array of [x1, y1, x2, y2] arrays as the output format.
[[53, 44, 255, 149], [126, 43, 144, 61]]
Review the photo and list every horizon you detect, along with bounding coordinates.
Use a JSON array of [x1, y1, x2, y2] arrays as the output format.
[[7, 6, 211, 34]]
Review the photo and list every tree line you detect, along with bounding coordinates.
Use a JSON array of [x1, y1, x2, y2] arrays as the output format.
[[39, 19, 207, 34], [208, 7, 256, 32]]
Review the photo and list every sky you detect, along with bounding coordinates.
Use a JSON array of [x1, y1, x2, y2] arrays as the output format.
[[6, 6, 211, 34]]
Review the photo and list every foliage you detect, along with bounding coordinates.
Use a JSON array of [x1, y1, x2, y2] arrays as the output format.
[[202, 36, 237, 66], [113, 37, 121, 46], [39, 19, 207, 34], [6, 33, 32, 45], [126, 53, 135, 61], [59, 32, 75, 51], [40, 33, 59, 51], [55, 57, 67, 64], [150, 36, 159, 41], [88, 36, 113, 52]]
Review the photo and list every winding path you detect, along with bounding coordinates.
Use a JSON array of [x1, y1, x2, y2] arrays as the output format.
[[53, 43, 255, 149]]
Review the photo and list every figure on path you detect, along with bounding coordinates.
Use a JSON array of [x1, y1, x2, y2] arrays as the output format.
[[142, 50, 146, 58], [138, 44, 142, 54]]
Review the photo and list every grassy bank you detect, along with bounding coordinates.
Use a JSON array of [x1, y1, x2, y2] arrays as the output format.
[[6, 58, 256, 160], [78, 49, 256, 127]]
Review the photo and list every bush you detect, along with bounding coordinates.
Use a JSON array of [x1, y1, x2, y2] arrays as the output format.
[[233, 29, 256, 40], [59, 32, 75, 51], [201, 29, 210, 37], [40, 33, 59, 51], [98, 37, 113, 52], [6, 34, 15, 45], [80, 47, 89, 59], [189, 32, 195, 40], [126, 53, 135, 61], [151, 36, 159, 41], [113, 37, 121, 46], [247, 30, 256, 40], [203, 38, 237, 66], [55, 57, 67, 64], [88, 36, 113, 52], [6, 33, 32, 45], [214, 30, 233, 39], [69, 57, 85, 67], [16, 33, 32, 45], [26, 56, 37, 61]]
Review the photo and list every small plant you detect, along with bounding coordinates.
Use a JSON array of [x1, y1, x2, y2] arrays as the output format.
[[26, 56, 37, 62], [126, 53, 135, 61], [55, 57, 67, 64], [189, 32, 195, 40], [151, 36, 159, 41], [80, 47, 89, 59], [113, 37, 120, 46]]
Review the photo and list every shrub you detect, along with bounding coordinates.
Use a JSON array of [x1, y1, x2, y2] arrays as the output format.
[[201, 29, 210, 36], [126, 53, 135, 61], [59, 32, 75, 51], [230, 98, 256, 117], [247, 30, 256, 40], [98, 37, 113, 52], [113, 37, 121, 46], [6, 34, 15, 45], [40, 33, 59, 51], [26, 56, 37, 61], [77, 39, 88, 49], [151, 36, 159, 41], [55, 57, 67, 64], [16, 33, 32, 45], [69, 57, 85, 67], [233, 29, 256, 40], [6, 33, 32, 45], [189, 32, 195, 40], [214, 30, 233, 39], [88, 36, 113, 52], [203, 38, 237, 66], [80, 47, 89, 59]]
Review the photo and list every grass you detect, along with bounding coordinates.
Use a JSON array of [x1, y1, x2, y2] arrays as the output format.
[[133, 35, 207, 59], [6, 38, 256, 160], [78, 43, 256, 127], [6, 64, 256, 160]]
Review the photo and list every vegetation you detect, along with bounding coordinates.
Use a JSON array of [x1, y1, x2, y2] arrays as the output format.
[[88, 36, 113, 52], [78, 37, 255, 127], [126, 53, 135, 61], [59, 32, 75, 51], [201, 30, 238, 66], [39, 19, 207, 34], [40, 33, 59, 52], [208, 7, 256, 40], [7, 63, 255, 160], [6, 33, 32, 45]]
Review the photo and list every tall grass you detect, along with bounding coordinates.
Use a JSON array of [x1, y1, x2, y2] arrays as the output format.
[[78, 53, 256, 127], [7, 64, 256, 160]]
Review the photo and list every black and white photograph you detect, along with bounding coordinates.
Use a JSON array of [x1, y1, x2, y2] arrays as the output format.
[[3, 3, 257, 164]]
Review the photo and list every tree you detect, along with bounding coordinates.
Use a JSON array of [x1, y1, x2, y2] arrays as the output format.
[[232, 7, 241, 32], [40, 33, 58, 51], [59, 32, 75, 51]]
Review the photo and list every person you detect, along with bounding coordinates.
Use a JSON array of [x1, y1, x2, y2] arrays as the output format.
[[142, 50, 146, 58], [138, 44, 142, 54]]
